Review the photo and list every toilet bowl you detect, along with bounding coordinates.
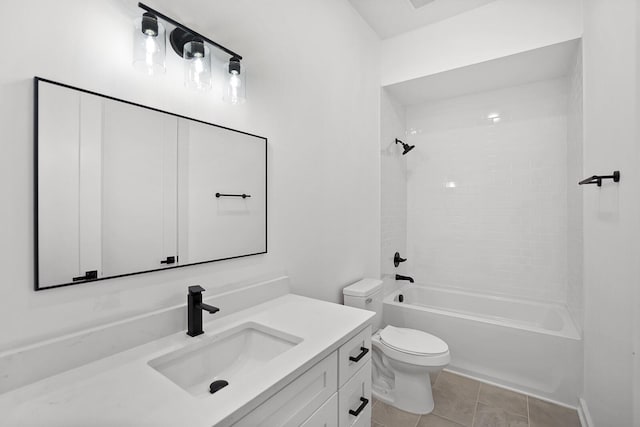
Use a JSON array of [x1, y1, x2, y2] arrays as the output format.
[[343, 279, 450, 415], [372, 326, 449, 413]]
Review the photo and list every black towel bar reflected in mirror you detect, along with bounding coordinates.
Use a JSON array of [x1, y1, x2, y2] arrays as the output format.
[[215, 193, 251, 199], [578, 171, 620, 187]]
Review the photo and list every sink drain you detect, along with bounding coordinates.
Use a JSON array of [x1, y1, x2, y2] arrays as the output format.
[[209, 380, 229, 394]]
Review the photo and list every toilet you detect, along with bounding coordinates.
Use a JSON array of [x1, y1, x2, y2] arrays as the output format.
[[343, 278, 450, 414]]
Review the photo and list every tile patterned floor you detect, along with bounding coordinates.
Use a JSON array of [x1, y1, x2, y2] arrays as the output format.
[[371, 371, 581, 427]]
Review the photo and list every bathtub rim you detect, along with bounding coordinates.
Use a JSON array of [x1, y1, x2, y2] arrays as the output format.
[[385, 285, 582, 341]]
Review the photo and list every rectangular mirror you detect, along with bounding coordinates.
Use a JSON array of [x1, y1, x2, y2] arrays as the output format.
[[35, 77, 267, 290]]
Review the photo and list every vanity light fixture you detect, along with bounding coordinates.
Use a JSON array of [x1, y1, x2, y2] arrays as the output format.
[[183, 39, 212, 91], [134, 3, 246, 102], [224, 57, 246, 105], [133, 12, 166, 75]]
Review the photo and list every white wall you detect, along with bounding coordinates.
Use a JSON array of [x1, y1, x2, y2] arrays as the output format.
[[566, 43, 584, 333], [404, 79, 570, 302], [379, 89, 407, 296], [582, 0, 639, 425], [380, 0, 583, 86], [636, 3, 640, 424], [0, 0, 380, 351]]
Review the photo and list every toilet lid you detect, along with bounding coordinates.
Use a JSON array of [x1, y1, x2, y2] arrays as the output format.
[[380, 326, 448, 355]]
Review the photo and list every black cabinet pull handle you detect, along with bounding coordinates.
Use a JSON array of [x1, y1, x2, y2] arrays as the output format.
[[349, 397, 369, 416], [72, 270, 98, 282], [349, 347, 369, 363], [161, 256, 176, 265]]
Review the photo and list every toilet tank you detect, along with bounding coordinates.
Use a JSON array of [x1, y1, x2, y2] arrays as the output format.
[[343, 278, 383, 332]]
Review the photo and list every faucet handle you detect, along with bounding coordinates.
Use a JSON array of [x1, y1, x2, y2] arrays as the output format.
[[188, 285, 206, 294], [394, 252, 407, 267]]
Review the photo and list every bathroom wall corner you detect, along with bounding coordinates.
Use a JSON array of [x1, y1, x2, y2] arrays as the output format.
[[380, 88, 407, 297]]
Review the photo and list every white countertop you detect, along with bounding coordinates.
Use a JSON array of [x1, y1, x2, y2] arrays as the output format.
[[0, 294, 374, 427]]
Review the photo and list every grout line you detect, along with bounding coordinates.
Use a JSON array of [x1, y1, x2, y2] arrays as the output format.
[[527, 395, 530, 426], [371, 399, 380, 426], [444, 367, 577, 411], [426, 373, 463, 426], [470, 383, 481, 427], [476, 384, 531, 421], [439, 413, 466, 426]]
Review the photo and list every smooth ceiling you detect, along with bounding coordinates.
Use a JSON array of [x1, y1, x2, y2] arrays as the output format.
[[348, 0, 498, 39], [385, 39, 580, 106]]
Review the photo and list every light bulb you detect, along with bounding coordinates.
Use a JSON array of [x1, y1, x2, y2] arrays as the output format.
[[133, 13, 165, 75], [183, 41, 211, 90], [229, 71, 241, 104], [224, 58, 245, 104], [193, 57, 204, 86], [144, 35, 159, 74], [194, 56, 204, 73], [230, 72, 241, 88]]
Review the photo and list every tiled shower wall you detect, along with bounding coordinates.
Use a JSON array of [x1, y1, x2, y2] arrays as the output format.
[[566, 44, 584, 332], [404, 79, 571, 303], [380, 88, 407, 296]]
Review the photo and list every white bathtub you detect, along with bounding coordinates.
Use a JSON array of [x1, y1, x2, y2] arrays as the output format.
[[383, 285, 582, 407]]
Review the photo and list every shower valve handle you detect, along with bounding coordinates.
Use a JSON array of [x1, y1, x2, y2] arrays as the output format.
[[394, 252, 407, 267]]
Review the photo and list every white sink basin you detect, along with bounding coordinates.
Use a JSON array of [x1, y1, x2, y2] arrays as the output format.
[[148, 322, 302, 396]]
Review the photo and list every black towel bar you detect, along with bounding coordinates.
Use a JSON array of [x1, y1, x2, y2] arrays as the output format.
[[215, 193, 251, 199], [578, 171, 620, 187]]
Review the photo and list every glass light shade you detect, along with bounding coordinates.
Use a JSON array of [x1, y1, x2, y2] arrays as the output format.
[[183, 41, 212, 90], [132, 14, 166, 75], [223, 60, 246, 105]]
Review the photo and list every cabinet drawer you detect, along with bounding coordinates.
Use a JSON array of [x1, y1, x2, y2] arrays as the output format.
[[338, 361, 372, 427], [233, 352, 337, 427], [300, 392, 338, 427], [338, 326, 371, 387]]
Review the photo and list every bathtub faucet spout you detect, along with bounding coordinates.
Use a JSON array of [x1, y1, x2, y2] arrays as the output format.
[[395, 274, 414, 283]]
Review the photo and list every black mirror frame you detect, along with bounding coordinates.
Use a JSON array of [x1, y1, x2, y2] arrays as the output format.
[[33, 77, 267, 291]]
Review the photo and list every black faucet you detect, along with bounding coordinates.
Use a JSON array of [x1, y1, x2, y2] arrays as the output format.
[[395, 274, 414, 283], [187, 285, 220, 337]]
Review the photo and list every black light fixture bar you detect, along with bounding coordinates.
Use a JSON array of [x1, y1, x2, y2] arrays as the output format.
[[138, 2, 243, 60]]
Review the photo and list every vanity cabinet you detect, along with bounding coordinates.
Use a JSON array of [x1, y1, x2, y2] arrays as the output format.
[[338, 327, 371, 387], [300, 394, 338, 427], [338, 360, 372, 427], [233, 353, 337, 426], [233, 326, 372, 427]]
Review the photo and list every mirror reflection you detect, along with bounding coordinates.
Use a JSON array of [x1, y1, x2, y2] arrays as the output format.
[[35, 78, 267, 290]]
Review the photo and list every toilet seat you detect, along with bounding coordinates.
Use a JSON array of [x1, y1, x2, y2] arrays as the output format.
[[372, 328, 450, 368], [380, 326, 448, 356]]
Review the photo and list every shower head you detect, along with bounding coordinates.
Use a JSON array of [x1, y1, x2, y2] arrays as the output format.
[[402, 144, 415, 155], [395, 138, 415, 156]]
